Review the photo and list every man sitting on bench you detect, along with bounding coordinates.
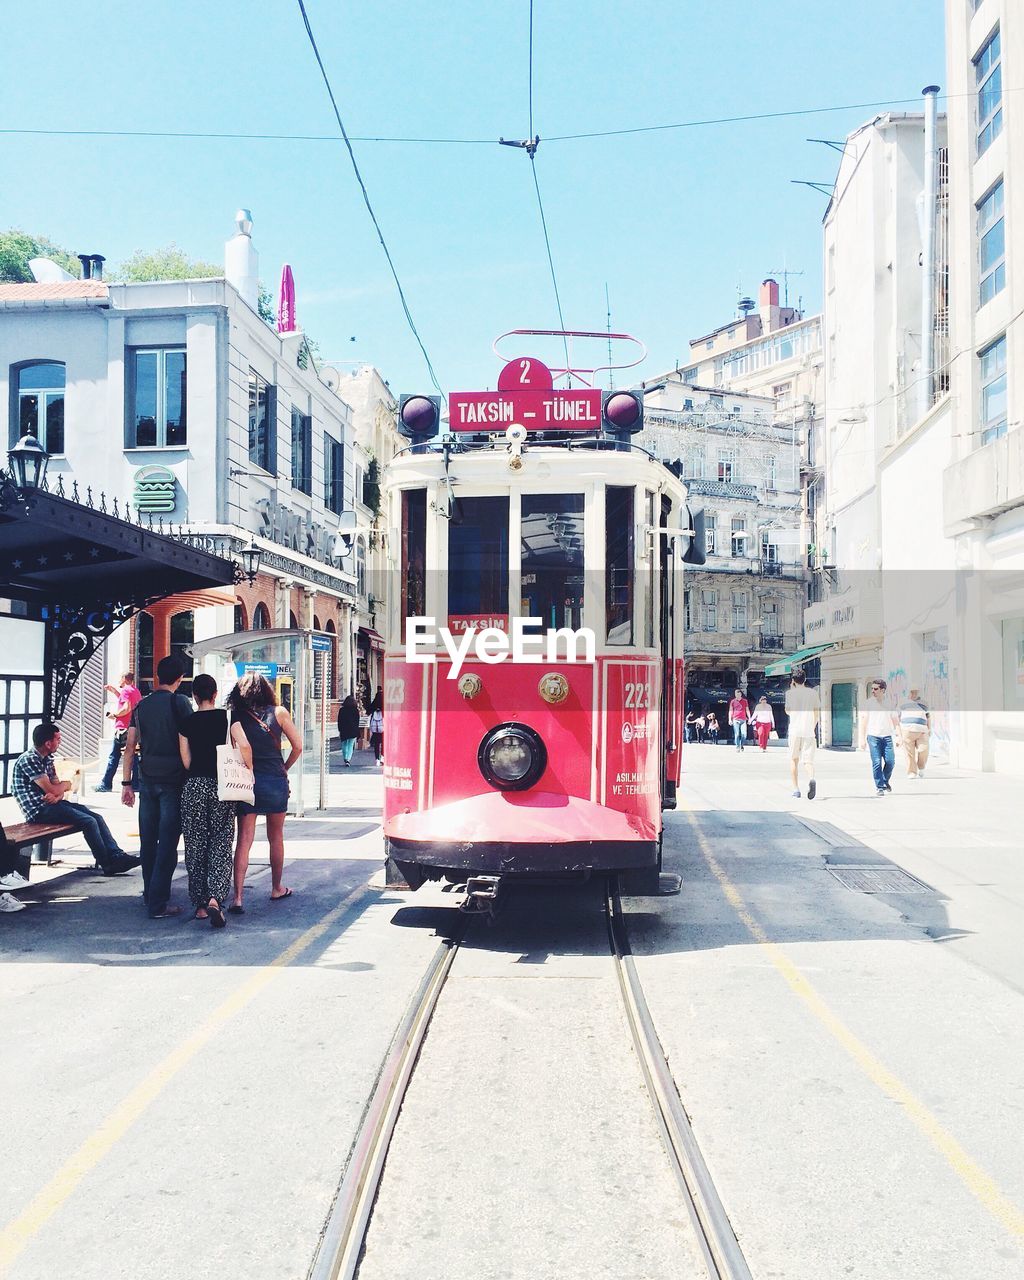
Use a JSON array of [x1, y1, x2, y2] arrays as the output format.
[[12, 722, 141, 877]]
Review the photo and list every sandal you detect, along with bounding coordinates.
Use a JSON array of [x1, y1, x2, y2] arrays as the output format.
[[208, 899, 226, 929]]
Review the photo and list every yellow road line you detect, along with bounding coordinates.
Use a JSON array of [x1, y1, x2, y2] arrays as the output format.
[[0, 880, 377, 1276], [685, 811, 1024, 1241]]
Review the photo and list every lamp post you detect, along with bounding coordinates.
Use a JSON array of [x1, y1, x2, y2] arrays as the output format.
[[238, 536, 262, 586], [6, 432, 49, 506]]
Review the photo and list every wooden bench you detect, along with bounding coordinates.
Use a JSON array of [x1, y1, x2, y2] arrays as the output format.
[[0, 818, 84, 876]]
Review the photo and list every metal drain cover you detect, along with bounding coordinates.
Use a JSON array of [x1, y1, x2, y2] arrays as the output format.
[[827, 865, 934, 894]]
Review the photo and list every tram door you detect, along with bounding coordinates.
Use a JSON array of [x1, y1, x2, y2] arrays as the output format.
[[659, 493, 678, 811]]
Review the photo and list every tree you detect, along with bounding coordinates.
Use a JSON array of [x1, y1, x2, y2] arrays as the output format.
[[0, 230, 80, 282], [110, 244, 221, 282]]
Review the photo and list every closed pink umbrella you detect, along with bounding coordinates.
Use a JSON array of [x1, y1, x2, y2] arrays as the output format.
[[277, 264, 296, 333]]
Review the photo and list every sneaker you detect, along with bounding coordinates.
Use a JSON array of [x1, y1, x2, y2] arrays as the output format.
[[883, 782, 893, 792], [876, 789, 886, 797], [0, 892, 27, 913], [0, 871, 29, 890], [791, 789, 801, 798], [807, 779, 816, 800], [100, 854, 142, 875], [93, 784, 113, 793]]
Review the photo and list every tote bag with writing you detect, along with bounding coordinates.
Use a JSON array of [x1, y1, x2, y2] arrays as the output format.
[[217, 715, 255, 805]]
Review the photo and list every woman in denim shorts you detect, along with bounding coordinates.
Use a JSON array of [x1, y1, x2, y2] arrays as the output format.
[[227, 674, 303, 912]]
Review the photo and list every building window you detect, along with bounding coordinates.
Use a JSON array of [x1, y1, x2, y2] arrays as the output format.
[[978, 181, 1005, 307], [979, 336, 1007, 445], [702, 589, 717, 632], [732, 591, 748, 633], [169, 611, 195, 690], [718, 449, 736, 483], [253, 602, 271, 630], [247, 369, 277, 473], [354, 463, 364, 507], [325, 434, 344, 515], [975, 29, 1002, 156], [686, 445, 705, 479], [684, 588, 694, 631], [731, 516, 747, 558], [683, 367, 698, 382], [766, 453, 777, 489], [762, 597, 778, 635], [290, 406, 312, 494], [356, 536, 367, 598], [128, 349, 186, 448], [136, 611, 154, 686], [15, 362, 65, 453], [761, 531, 779, 564], [705, 513, 717, 555], [233, 603, 247, 632]]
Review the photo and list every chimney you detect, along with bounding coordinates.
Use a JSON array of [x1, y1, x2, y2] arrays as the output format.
[[77, 254, 92, 280], [90, 254, 105, 281], [225, 208, 259, 309], [759, 278, 779, 308]]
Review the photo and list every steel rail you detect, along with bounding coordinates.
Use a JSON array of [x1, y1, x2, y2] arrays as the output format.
[[308, 931, 462, 1280], [606, 878, 754, 1280]]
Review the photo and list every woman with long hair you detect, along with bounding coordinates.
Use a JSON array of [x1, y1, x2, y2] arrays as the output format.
[[178, 673, 243, 928], [337, 693, 360, 766], [369, 688, 384, 765], [226, 674, 302, 911]]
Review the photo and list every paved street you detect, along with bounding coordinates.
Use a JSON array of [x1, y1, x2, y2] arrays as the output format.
[[2, 744, 1022, 1278]]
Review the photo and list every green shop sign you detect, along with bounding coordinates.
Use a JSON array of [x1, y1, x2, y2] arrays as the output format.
[[133, 465, 177, 513]]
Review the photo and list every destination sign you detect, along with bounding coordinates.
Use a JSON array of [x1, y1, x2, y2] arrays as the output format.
[[448, 354, 602, 433]]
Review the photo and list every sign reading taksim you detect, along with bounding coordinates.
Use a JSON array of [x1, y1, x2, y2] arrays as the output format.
[[133, 465, 177, 513], [449, 357, 601, 433]]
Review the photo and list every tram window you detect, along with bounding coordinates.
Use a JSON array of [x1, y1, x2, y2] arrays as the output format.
[[605, 487, 633, 646], [401, 488, 427, 638], [520, 493, 585, 630], [448, 496, 509, 624], [646, 490, 657, 647]]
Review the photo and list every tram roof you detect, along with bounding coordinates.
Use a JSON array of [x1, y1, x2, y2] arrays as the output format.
[[386, 436, 689, 496]]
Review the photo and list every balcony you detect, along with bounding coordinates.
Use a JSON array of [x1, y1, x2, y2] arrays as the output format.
[[943, 429, 1024, 536]]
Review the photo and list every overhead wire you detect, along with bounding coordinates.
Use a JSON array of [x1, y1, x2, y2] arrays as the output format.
[[293, 0, 444, 398], [7, 89, 1016, 148], [523, 1, 571, 380]]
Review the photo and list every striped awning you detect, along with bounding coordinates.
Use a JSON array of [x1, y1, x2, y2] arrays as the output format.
[[764, 642, 834, 677]]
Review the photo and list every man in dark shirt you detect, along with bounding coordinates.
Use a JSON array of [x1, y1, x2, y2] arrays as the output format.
[[12, 723, 140, 875], [122, 655, 193, 918]]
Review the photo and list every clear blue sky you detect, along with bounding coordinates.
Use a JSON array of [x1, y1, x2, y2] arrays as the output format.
[[2, 1, 945, 393]]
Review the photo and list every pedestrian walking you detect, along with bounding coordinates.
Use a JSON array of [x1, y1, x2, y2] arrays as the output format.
[[728, 688, 751, 751], [94, 672, 141, 792], [14, 723, 140, 875], [684, 709, 699, 744], [227, 674, 303, 912], [705, 712, 719, 745], [784, 668, 820, 799], [750, 695, 775, 751], [337, 694, 360, 766], [369, 689, 384, 765], [859, 678, 900, 797], [178, 674, 240, 928], [693, 713, 705, 743], [898, 687, 931, 779], [122, 655, 193, 918]]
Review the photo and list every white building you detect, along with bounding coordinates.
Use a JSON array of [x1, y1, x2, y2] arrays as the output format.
[[0, 213, 370, 758], [639, 377, 806, 722], [815, 105, 952, 749]]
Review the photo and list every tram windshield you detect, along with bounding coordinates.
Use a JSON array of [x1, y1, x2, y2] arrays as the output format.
[[448, 496, 509, 627], [520, 493, 585, 630]]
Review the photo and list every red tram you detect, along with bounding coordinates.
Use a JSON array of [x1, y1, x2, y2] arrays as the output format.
[[381, 349, 704, 892]]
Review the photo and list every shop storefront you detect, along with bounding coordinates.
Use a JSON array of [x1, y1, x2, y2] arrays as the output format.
[[803, 586, 884, 748]]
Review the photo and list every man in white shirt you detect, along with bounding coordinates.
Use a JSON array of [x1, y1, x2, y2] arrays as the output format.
[[859, 678, 901, 796], [784, 668, 820, 800]]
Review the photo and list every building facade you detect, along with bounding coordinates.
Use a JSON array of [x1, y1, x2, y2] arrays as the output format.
[[0, 214, 369, 759], [639, 379, 806, 726]]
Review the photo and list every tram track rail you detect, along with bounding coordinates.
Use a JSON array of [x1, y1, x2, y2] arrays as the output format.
[[606, 876, 753, 1280], [310, 880, 752, 1280], [308, 925, 463, 1280]]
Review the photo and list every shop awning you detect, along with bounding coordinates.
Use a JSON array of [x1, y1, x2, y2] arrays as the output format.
[[358, 626, 385, 653], [764, 643, 834, 677]]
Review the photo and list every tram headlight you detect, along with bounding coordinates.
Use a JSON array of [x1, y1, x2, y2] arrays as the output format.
[[477, 723, 547, 792]]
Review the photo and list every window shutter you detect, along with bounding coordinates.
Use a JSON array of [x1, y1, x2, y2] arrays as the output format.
[[303, 415, 313, 495], [266, 384, 278, 475]]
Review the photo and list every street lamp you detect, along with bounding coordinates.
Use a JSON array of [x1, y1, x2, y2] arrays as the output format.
[[239, 536, 262, 586], [9, 432, 49, 497]]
